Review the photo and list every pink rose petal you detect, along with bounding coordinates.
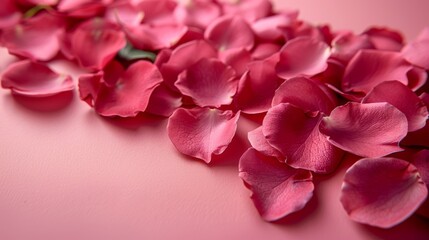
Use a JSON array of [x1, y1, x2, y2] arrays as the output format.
[[78, 61, 163, 117], [263, 103, 343, 174], [1, 12, 63, 61], [239, 148, 314, 221], [71, 19, 126, 70], [275, 37, 330, 79], [235, 59, 281, 114], [342, 50, 412, 94], [362, 81, 428, 132], [218, 47, 251, 76], [204, 15, 255, 51], [340, 157, 428, 228], [251, 13, 295, 42], [402, 39, 429, 70], [167, 107, 240, 163], [176, 58, 238, 108], [145, 83, 182, 117], [0, 0, 21, 29], [401, 120, 429, 149], [411, 150, 429, 218], [105, 1, 144, 27], [320, 102, 408, 158], [219, 0, 272, 23], [251, 43, 281, 60], [407, 67, 427, 91], [174, 0, 221, 29], [1, 60, 73, 97], [17, 0, 58, 6], [331, 32, 374, 63], [272, 76, 337, 114], [248, 127, 283, 160], [134, 0, 177, 26], [363, 27, 404, 51], [58, 0, 112, 17]]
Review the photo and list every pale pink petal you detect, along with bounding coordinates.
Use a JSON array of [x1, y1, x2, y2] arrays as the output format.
[[235, 59, 281, 114], [1, 13, 63, 61], [218, 47, 251, 76], [402, 39, 429, 70], [320, 102, 408, 158], [363, 27, 404, 51], [0, 0, 21, 29], [342, 50, 412, 94], [174, 0, 221, 29], [125, 24, 188, 51], [248, 127, 283, 159], [204, 15, 255, 51], [362, 81, 428, 132], [160, 40, 217, 89], [78, 61, 163, 117], [251, 13, 294, 41], [276, 37, 330, 79], [167, 107, 240, 163], [340, 158, 427, 228], [105, 1, 144, 27], [1, 60, 73, 97], [176, 58, 237, 107], [145, 83, 182, 117], [219, 0, 272, 23], [239, 148, 314, 221], [272, 77, 337, 114], [71, 19, 126, 70], [263, 103, 343, 174]]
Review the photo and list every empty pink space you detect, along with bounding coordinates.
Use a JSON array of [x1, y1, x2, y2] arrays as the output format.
[[1, 1, 429, 240]]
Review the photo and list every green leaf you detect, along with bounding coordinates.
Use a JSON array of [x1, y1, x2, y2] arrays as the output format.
[[24, 5, 53, 18], [118, 43, 157, 62]]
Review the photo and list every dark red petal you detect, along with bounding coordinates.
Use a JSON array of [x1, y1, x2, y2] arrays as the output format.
[[320, 102, 408, 158], [71, 19, 126, 70], [126, 24, 188, 51], [340, 158, 427, 228], [263, 103, 343, 174], [272, 76, 337, 114], [276, 37, 330, 79], [167, 107, 240, 163], [1, 60, 73, 97], [407, 67, 427, 91], [402, 39, 429, 70], [176, 58, 237, 108], [401, 120, 429, 148], [87, 61, 163, 117], [174, 0, 221, 29], [362, 81, 428, 132], [235, 59, 281, 114], [248, 127, 283, 159], [204, 15, 254, 51], [1, 13, 63, 61], [342, 50, 412, 94], [239, 148, 314, 221]]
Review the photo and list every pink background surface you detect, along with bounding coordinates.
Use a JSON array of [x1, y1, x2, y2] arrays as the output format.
[[1, 1, 429, 239]]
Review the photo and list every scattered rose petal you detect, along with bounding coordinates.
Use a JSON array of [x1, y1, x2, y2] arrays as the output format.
[[145, 83, 182, 117], [204, 15, 255, 51], [251, 43, 281, 60], [0, 0, 21, 29], [78, 60, 163, 117], [174, 0, 221, 29], [71, 18, 126, 70], [263, 103, 343, 174], [402, 39, 429, 70], [1, 60, 73, 97], [342, 50, 412, 94], [218, 47, 251, 76], [275, 37, 330, 79], [340, 158, 427, 228], [248, 127, 283, 159], [331, 32, 373, 63], [363, 27, 404, 51], [176, 58, 237, 107], [411, 150, 429, 218], [239, 148, 314, 221], [362, 81, 428, 132], [167, 107, 240, 163], [320, 102, 408, 158], [134, 0, 177, 26], [251, 13, 295, 42], [272, 76, 337, 114]]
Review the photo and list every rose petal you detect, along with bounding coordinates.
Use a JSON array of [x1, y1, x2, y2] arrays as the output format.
[[342, 50, 412, 94], [167, 107, 240, 163], [340, 158, 428, 228], [0, 0, 21, 29], [204, 15, 255, 51], [1, 12, 63, 61], [105, 1, 144, 27], [275, 37, 330, 79], [78, 61, 163, 117], [145, 83, 182, 117], [401, 120, 429, 148], [248, 127, 283, 159], [239, 148, 314, 221], [1, 60, 73, 97], [175, 58, 237, 108], [235, 59, 281, 114], [363, 27, 404, 51], [251, 13, 295, 41], [174, 0, 221, 29], [219, 0, 272, 23], [263, 103, 343, 173], [331, 32, 374, 63], [402, 39, 429, 70], [320, 102, 408, 158], [407, 67, 427, 91], [134, 0, 177, 26], [411, 150, 429, 218], [362, 81, 428, 132], [71, 19, 126, 70], [218, 47, 252, 76], [17, 0, 58, 5], [272, 76, 337, 114], [58, 0, 112, 17], [251, 43, 281, 60]]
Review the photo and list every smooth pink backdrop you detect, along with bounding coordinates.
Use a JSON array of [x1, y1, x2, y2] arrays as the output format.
[[1, 1, 429, 239]]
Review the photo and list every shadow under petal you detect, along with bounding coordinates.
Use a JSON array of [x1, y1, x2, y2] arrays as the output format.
[[11, 91, 74, 112]]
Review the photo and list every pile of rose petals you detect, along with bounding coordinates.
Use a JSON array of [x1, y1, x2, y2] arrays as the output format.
[[1, 0, 429, 229]]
